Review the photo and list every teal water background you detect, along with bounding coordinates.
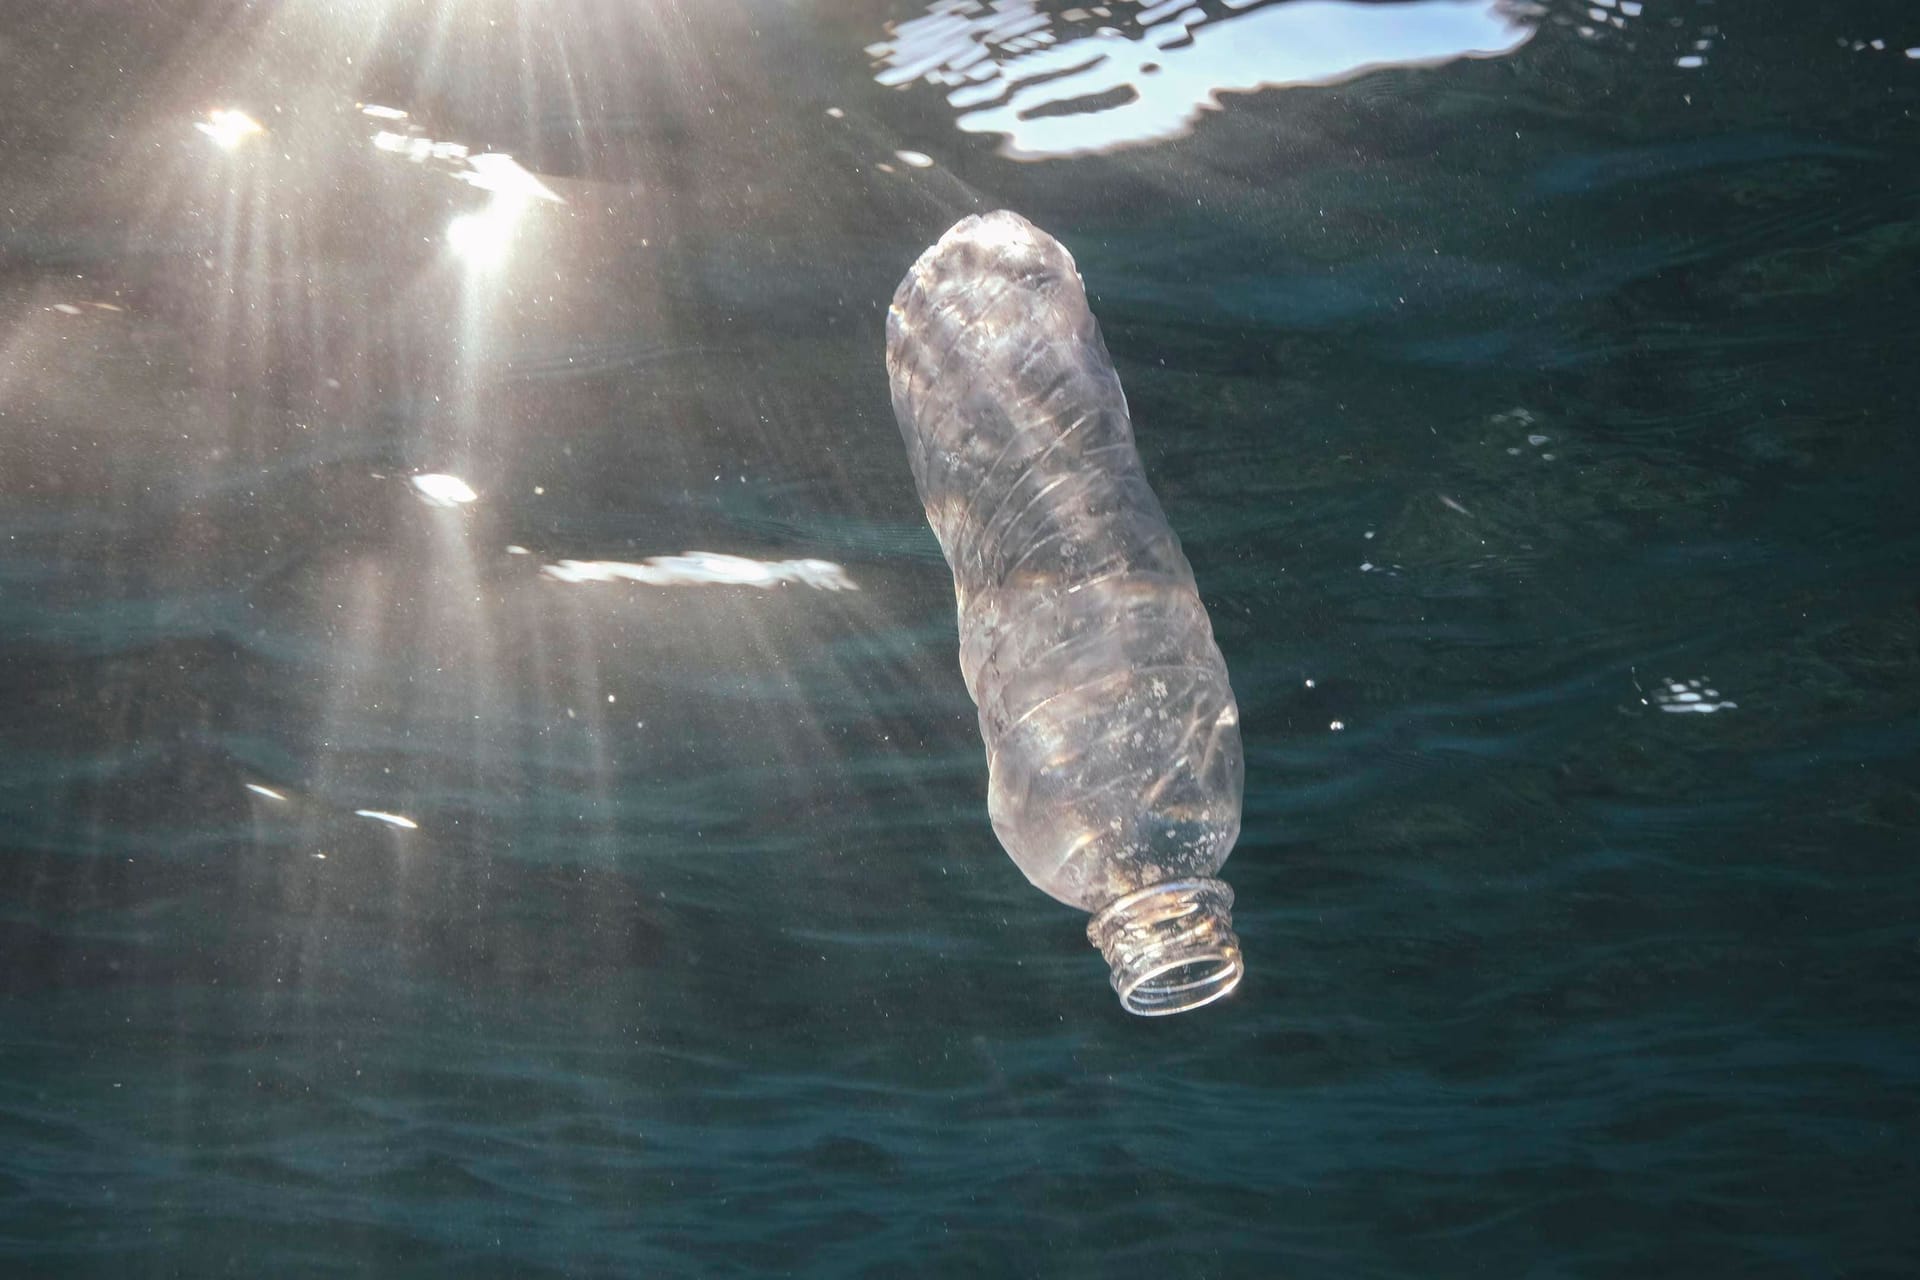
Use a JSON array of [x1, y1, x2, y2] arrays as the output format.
[[2, 1, 1917, 1275]]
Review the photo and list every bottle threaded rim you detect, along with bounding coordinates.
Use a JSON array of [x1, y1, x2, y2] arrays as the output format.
[[1086, 877, 1243, 1016]]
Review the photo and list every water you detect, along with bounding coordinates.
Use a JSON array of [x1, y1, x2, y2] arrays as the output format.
[[3, 1, 1917, 1275]]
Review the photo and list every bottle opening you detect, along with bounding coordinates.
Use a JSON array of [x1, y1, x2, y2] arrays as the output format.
[[1087, 878, 1244, 1016]]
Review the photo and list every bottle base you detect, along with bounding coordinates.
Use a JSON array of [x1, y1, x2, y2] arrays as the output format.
[[1086, 877, 1243, 1016]]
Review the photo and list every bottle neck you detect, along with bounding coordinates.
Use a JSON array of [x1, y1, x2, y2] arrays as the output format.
[[1086, 877, 1243, 1016]]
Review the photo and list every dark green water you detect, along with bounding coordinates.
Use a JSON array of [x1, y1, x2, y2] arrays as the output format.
[[3, 1, 1917, 1275]]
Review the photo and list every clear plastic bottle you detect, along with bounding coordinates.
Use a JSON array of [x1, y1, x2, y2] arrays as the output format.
[[886, 210, 1246, 1016]]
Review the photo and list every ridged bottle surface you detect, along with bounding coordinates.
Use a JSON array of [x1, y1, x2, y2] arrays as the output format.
[[887, 211, 1244, 1013]]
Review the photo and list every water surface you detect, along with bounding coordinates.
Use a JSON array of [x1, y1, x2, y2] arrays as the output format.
[[2, 1, 1917, 1275]]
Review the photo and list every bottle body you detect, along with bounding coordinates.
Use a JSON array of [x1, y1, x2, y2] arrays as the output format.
[[887, 210, 1244, 1014]]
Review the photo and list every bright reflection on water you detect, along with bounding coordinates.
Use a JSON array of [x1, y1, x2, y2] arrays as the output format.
[[541, 553, 859, 591], [193, 107, 265, 150], [353, 808, 421, 829], [363, 108, 565, 269], [870, 0, 1536, 158], [409, 473, 480, 507]]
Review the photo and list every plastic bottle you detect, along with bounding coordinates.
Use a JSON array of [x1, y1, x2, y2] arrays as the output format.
[[886, 210, 1245, 1016]]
